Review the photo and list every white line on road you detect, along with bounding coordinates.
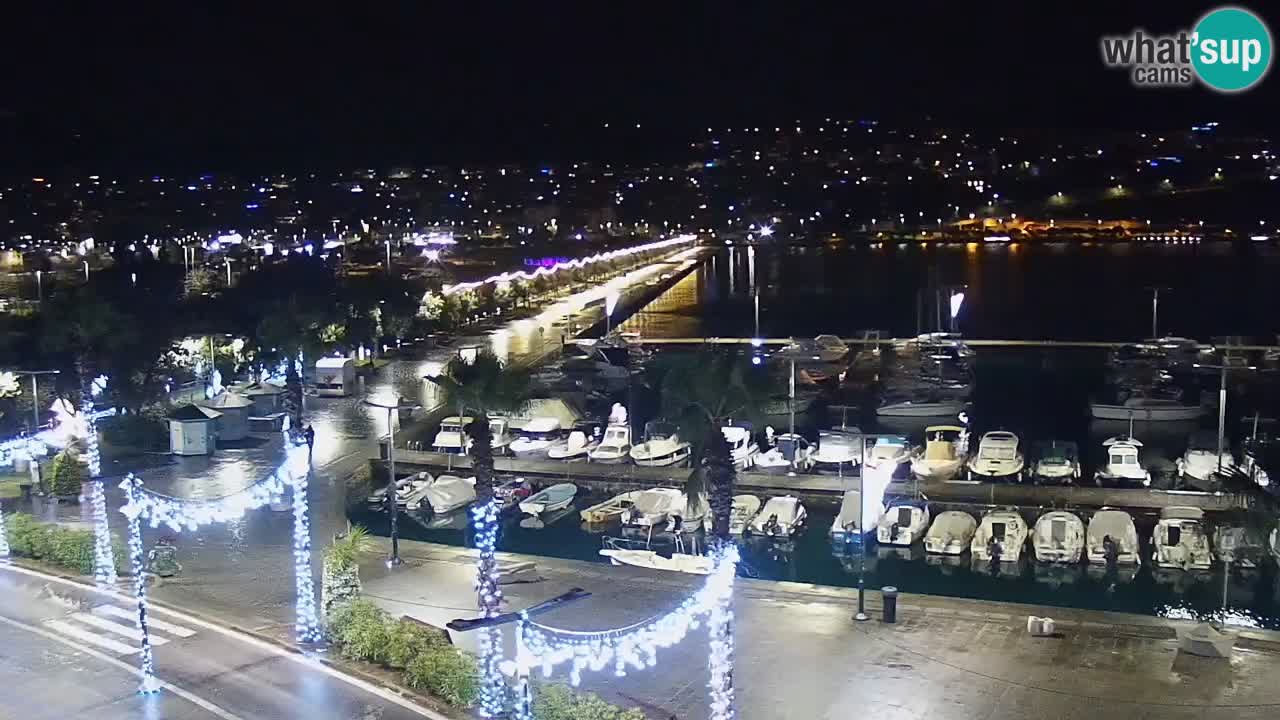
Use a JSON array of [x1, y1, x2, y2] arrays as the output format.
[[95, 604, 197, 637], [0, 614, 244, 720], [44, 619, 141, 654], [72, 612, 172, 643], [1, 563, 452, 720]]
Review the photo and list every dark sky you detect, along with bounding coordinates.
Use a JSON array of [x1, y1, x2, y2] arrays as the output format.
[[3, 2, 1276, 173]]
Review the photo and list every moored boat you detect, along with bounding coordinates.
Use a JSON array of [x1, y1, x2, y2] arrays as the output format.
[[1032, 511, 1085, 564], [519, 483, 579, 516], [924, 511, 978, 556]]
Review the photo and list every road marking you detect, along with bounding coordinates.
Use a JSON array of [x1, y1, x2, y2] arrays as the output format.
[[0, 614, 244, 720], [95, 604, 197, 637], [43, 618, 145, 655], [73, 612, 172, 643], [1, 563, 452, 720]]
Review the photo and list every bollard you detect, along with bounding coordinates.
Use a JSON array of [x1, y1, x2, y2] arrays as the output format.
[[881, 586, 899, 624]]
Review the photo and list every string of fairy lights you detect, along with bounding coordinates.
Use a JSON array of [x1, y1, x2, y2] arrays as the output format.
[[113, 431, 319, 692], [507, 544, 739, 720]]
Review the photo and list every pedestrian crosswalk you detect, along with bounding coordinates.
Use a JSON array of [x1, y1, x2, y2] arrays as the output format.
[[41, 603, 198, 656]]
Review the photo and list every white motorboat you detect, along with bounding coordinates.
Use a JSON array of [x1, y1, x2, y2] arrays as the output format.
[[630, 422, 692, 467], [865, 436, 911, 472], [1032, 511, 1085, 564], [1176, 431, 1235, 488], [548, 430, 598, 461], [755, 433, 816, 472], [1094, 436, 1151, 487], [1089, 396, 1204, 421], [408, 475, 476, 514], [1031, 440, 1080, 484], [599, 547, 713, 575], [970, 510, 1029, 563], [909, 425, 968, 481], [965, 431, 1025, 482], [748, 495, 807, 538], [812, 429, 862, 472], [876, 394, 966, 418], [703, 494, 762, 535], [876, 502, 931, 546], [780, 334, 849, 363], [508, 418, 564, 458], [580, 490, 642, 524], [588, 424, 632, 463], [721, 425, 760, 469], [1085, 509, 1142, 566], [519, 483, 579, 516], [488, 418, 515, 455], [829, 489, 884, 544], [924, 511, 978, 555], [621, 488, 685, 528], [1151, 507, 1213, 571], [368, 473, 431, 508], [1214, 525, 1267, 569], [432, 416, 473, 454]]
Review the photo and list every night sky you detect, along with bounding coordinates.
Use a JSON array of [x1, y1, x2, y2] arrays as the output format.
[[3, 3, 1276, 173]]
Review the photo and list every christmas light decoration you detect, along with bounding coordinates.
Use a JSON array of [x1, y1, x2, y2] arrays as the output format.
[[89, 479, 117, 586], [118, 429, 320, 693], [509, 545, 739, 720], [471, 498, 506, 718], [0, 510, 9, 558]]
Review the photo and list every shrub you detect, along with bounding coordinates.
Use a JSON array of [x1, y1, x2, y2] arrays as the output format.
[[99, 413, 168, 451], [3, 512, 113, 575], [404, 644, 479, 708], [385, 619, 447, 669], [48, 451, 87, 498], [322, 526, 371, 617], [532, 685, 647, 720], [327, 599, 393, 664]]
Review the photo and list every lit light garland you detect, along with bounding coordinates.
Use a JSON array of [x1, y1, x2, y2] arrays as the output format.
[[118, 429, 321, 694], [442, 235, 696, 297], [121, 474, 160, 693], [0, 509, 9, 558], [89, 480, 117, 586], [509, 545, 739, 720], [471, 498, 506, 718]]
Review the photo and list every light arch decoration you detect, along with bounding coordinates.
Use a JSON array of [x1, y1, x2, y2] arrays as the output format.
[[505, 545, 738, 720], [116, 435, 320, 693]]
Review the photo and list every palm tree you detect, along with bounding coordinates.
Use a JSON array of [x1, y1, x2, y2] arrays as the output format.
[[426, 350, 533, 605], [255, 295, 330, 431], [659, 348, 769, 545]]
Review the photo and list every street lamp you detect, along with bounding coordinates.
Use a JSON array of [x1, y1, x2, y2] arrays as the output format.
[[363, 397, 421, 566], [12, 370, 60, 430], [224, 258, 232, 286], [1193, 361, 1260, 476], [853, 433, 901, 622], [605, 290, 620, 336]]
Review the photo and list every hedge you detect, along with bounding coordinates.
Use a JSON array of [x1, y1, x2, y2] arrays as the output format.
[[327, 599, 479, 708], [532, 685, 648, 720], [48, 451, 87, 498], [3, 512, 117, 575]]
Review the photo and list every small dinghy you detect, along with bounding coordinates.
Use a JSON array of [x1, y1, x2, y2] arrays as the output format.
[[599, 547, 713, 575], [519, 483, 578, 516], [579, 490, 643, 525], [748, 495, 807, 538], [876, 502, 931, 546], [1032, 511, 1085, 564], [924, 511, 978, 556], [702, 494, 762, 535]]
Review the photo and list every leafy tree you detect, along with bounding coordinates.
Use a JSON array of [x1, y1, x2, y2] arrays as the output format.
[[659, 348, 769, 543], [426, 351, 532, 616]]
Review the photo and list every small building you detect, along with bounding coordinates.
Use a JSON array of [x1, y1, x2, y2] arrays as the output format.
[[200, 391, 254, 441], [233, 381, 288, 417], [168, 404, 220, 456], [315, 357, 356, 397]]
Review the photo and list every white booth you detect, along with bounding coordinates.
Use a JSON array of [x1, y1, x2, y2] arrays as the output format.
[[200, 391, 254, 441], [315, 357, 356, 397], [236, 381, 288, 416], [168, 404, 220, 456]]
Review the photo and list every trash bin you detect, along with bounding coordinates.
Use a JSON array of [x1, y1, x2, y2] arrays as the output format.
[[881, 586, 899, 624]]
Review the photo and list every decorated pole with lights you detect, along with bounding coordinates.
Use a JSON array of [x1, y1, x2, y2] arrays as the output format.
[[0, 508, 9, 558], [121, 474, 160, 693], [285, 437, 322, 642], [89, 479, 117, 586]]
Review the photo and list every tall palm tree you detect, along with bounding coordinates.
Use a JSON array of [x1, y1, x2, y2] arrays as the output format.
[[660, 348, 769, 544], [426, 350, 531, 716]]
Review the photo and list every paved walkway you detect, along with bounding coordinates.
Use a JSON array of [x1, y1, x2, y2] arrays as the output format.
[[357, 539, 1280, 720]]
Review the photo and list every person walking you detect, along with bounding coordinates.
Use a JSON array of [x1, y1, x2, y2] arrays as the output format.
[[303, 424, 315, 457]]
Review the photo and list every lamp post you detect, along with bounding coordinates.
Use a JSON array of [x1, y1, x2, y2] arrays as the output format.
[[224, 258, 232, 286], [853, 433, 901, 622], [13, 370, 60, 430], [605, 290, 620, 336], [34, 270, 43, 302], [363, 398, 421, 566]]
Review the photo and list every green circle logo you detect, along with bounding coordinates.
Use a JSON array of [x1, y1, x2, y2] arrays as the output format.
[[1192, 7, 1272, 92]]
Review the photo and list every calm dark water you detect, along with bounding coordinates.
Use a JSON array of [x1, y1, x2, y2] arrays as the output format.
[[620, 241, 1280, 341]]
